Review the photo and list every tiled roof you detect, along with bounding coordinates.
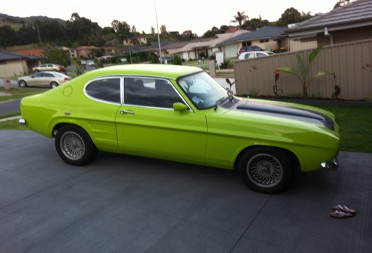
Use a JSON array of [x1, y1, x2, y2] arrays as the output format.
[[217, 26, 286, 46], [14, 49, 43, 57], [0, 51, 27, 61], [286, 0, 372, 33]]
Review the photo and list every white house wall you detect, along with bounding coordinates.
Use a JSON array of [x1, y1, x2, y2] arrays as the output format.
[[0, 60, 27, 78], [252, 40, 278, 51], [224, 44, 240, 58]]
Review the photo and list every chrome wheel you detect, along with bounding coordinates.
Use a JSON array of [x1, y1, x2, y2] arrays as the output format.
[[239, 147, 293, 193], [55, 125, 97, 166], [60, 131, 86, 161], [246, 154, 283, 188]]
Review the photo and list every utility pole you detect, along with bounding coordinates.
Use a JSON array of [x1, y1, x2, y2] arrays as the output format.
[[36, 24, 41, 44], [154, 0, 162, 63]]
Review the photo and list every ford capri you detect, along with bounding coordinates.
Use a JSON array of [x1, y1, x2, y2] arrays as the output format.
[[19, 64, 340, 193]]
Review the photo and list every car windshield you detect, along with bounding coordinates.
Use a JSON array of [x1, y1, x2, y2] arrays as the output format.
[[177, 72, 228, 109]]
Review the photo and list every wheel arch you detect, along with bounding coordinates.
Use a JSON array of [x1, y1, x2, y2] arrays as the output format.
[[52, 122, 88, 138], [234, 145, 300, 172]]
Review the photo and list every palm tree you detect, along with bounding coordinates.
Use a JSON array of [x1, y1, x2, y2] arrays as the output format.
[[334, 0, 351, 9], [231, 11, 248, 28]]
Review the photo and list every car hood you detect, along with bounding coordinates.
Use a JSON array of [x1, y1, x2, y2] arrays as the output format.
[[226, 99, 335, 130]]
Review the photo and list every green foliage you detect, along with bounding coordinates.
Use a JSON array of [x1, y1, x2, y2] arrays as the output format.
[[42, 47, 71, 67], [220, 59, 232, 69], [276, 8, 313, 26], [277, 45, 326, 97], [172, 54, 182, 65]]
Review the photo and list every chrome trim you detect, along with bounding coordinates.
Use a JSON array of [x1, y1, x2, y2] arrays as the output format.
[[19, 118, 26, 125], [321, 157, 339, 170]]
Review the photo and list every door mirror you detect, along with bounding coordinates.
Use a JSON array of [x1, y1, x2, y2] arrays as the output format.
[[173, 102, 189, 112]]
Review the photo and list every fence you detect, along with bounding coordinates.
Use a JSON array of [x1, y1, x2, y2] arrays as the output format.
[[233, 39, 372, 100]]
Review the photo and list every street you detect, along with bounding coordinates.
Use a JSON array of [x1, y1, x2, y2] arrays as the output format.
[[0, 130, 371, 253]]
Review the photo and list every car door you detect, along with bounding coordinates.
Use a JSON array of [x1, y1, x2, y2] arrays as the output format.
[[28, 72, 43, 86], [115, 77, 208, 164], [84, 77, 122, 150], [40, 72, 53, 86]]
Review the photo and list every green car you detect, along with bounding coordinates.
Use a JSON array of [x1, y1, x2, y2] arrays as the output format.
[[19, 64, 340, 193]]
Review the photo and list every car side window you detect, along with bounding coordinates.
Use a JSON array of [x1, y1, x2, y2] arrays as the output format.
[[85, 78, 121, 103], [124, 77, 182, 108], [247, 53, 255, 59]]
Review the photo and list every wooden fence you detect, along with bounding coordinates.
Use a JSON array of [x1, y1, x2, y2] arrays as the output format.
[[233, 39, 372, 100]]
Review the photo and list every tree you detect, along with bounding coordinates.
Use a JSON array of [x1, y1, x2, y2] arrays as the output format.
[[334, 0, 351, 9], [111, 20, 131, 40], [242, 16, 269, 30], [231, 11, 248, 28], [160, 25, 167, 35], [278, 8, 302, 25], [42, 47, 71, 67], [0, 25, 17, 47], [277, 46, 327, 98]]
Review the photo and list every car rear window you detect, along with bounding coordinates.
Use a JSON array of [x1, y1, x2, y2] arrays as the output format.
[[85, 78, 121, 103]]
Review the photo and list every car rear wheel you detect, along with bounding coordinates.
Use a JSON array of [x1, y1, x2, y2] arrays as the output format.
[[55, 125, 97, 166], [238, 147, 293, 193], [50, 82, 59, 88], [18, 80, 27, 87]]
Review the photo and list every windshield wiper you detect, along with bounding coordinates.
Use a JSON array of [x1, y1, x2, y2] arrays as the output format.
[[214, 96, 229, 111]]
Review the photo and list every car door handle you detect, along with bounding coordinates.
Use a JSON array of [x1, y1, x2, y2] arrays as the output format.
[[120, 110, 135, 115]]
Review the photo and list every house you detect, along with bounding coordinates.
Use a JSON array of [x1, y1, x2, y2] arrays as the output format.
[[217, 26, 286, 58], [0, 51, 40, 77], [123, 35, 148, 46], [209, 30, 250, 58], [75, 46, 99, 59], [285, 0, 372, 51], [172, 38, 216, 61]]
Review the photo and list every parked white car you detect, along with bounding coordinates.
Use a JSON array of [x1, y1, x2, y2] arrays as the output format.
[[238, 51, 270, 60], [18, 71, 71, 88]]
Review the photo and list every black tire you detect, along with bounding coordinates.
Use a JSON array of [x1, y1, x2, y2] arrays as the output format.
[[50, 82, 59, 88], [18, 80, 27, 87], [55, 125, 97, 166], [238, 147, 293, 193]]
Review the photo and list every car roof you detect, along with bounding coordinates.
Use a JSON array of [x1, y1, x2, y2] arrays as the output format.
[[240, 51, 269, 55], [88, 64, 203, 80]]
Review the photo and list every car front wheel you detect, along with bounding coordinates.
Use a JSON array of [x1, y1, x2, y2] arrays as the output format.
[[55, 125, 97, 166], [238, 147, 293, 193]]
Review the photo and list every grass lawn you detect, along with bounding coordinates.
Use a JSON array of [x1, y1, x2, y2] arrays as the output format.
[[0, 87, 47, 102], [321, 103, 372, 153]]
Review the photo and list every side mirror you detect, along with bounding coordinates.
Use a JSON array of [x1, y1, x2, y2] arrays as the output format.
[[173, 102, 189, 112], [225, 78, 232, 86]]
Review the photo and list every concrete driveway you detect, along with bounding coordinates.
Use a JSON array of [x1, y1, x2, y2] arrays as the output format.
[[0, 130, 371, 253]]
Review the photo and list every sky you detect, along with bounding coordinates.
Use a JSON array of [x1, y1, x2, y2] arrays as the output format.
[[2, 0, 339, 36]]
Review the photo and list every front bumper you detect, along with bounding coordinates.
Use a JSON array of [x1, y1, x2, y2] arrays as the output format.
[[321, 157, 339, 170]]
